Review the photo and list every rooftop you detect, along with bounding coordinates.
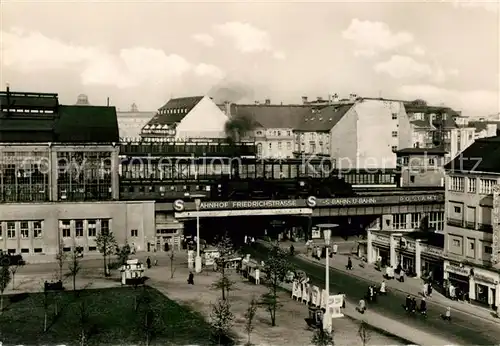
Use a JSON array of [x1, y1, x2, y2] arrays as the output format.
[[445, 136, 500, 173], [0, 89, 119, 143], [228, 103, 353, 131], [143, 96, 204, 128]]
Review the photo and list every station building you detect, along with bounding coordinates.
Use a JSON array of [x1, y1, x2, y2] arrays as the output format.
[[443, 136, 500, 308], [0, 89, 155, 257]]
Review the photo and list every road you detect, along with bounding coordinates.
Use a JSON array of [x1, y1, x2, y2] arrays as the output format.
[[246, 243, 500, 346]]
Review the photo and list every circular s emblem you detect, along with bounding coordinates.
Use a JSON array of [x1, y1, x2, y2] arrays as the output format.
[[306, 196, 317, 208], [173, 199, 185, 212]]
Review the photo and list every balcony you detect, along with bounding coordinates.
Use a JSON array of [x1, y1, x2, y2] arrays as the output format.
[[478, 223, 493, 233], [446, 218, 463, 227], [464, 221, 476, 230]]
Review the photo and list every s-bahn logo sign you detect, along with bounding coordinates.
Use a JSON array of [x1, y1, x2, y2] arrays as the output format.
[[173, 199, 185, 212], [306, 196, 317, 208]]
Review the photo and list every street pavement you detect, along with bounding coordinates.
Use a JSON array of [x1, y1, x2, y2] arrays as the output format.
[[284, 239, 499, 323], [247, 241, 500, 346]]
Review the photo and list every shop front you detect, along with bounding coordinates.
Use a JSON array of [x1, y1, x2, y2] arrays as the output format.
[[420, 244, 444, 284], [372, 233, 390, 267], [155, 214, 184, 252], [444, 260, 500, 307], [470, 268, 500, 308], [443, 261, 471, 300], [396, 238, 416, 273]]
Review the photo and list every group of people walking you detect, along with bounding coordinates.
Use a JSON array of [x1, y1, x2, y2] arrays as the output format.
[[355, 279, 452, 322]]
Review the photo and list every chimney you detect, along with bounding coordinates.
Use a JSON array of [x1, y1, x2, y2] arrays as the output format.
[[224, 101, 232, 116], [302, 96, 308, 104], [349, 93, 357, 101], [332, 93, 339, 102], [317, 96, 323, 102], [265, 98, 271, 105], [5, 83, 10, 116]]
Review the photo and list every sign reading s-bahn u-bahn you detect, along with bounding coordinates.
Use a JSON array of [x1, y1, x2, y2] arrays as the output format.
[[172, 193, 444, 213]]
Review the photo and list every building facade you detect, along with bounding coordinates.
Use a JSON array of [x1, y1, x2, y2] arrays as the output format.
[[141, 96, 228, 141], [0, 89, 155, 257], [449, 127, 476, 161], [366, 230, 444, 281], [117, 103, 155, 140], [396, 148, 446, 188], [444, 137, 500, 307], [329, 98, 412, 169], [406, 103, 460, 160]]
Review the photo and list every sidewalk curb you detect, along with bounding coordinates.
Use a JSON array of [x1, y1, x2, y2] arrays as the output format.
[[297, 253, 500, 325]]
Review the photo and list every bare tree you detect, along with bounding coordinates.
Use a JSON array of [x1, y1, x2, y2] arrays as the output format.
[[68, 247, 82, 291], [95, 230, 117, 277], [138, 288, 163, 346], [244, 296, 258, 346], [358, 320, 371, 346], [36, 280, 51, 332], [169, 249, 175, 279], [55, 240, 67, 281], [210, 298, 234, 345], [312, 329, 335, 346], [42, 286, 49, 332], [78, 299, 90, 346], [132, 278, 142, 312], [9, 262, 23, 290], [212, 234, 235, 301], [261, 245, 291, 327], [0, 265, 11, 314]]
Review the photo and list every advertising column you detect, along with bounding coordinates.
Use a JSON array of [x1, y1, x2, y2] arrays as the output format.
[[389, 234, 398, 268], [415, 240, 422, 278], [367, 230, 374, 263]]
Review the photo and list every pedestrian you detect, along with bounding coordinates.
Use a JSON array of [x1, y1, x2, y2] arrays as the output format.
[[380, 280, 387, 295], [290, 244, 295, 256], [419, 297, 427, 315], [399, 268, 405, 282], [428, 283, 433, 297], [255, 268, 260, 285], [411, 297, 417, 313], [187, 272, 194, 285], [423, 282, 428, 297], [146, 256, 151, 269], [441, 307, 451, 321], [332, 243, 338, 255], [404, 295, 411, 311], [154, 259, 158, 266], [357, 299, 366, 314], [244, 235, 248, 244], [346, 256, 353, 270], [316, 246, 322, 260]]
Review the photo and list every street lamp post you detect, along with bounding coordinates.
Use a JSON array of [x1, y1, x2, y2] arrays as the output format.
[[323, 228, 332, 333], [194, 197, 202, 273]]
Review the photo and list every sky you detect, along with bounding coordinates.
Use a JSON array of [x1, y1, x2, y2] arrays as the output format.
[[1, 0, 499, 117]]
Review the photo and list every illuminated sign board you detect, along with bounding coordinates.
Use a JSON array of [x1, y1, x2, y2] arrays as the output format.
[[170, 193, 444, 211]]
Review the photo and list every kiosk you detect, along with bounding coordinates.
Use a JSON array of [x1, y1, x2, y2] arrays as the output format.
[[120, 259, 145, 285]]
